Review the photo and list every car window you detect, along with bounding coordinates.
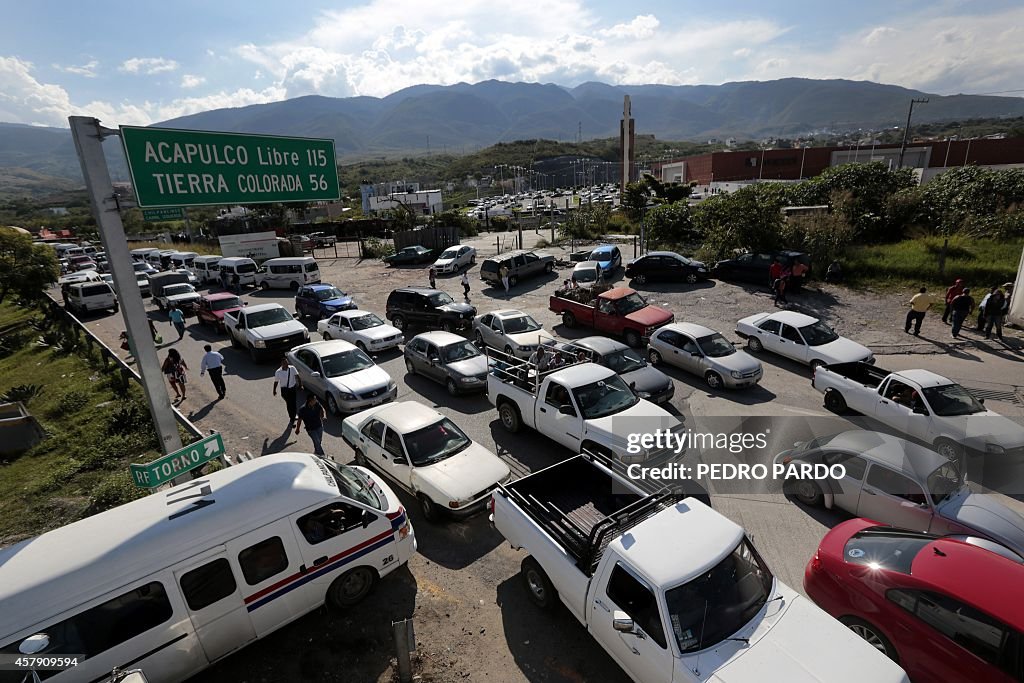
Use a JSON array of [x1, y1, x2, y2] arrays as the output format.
[[426, 344, 440, 361], [238, 537, 289, 585], [597, 298, 616, 315], [514, 255, 526, 267], [680, 336, 700, 354], [296, 349, 321, 372], [383, 429, 405, 459], [524, 253, 538, 263], [297, 502, 371, 545], [780, 325, 804, 343], [656, 330, 682, 347], [822, 452, 866, 479], [757, 319, 781, 335], [180, 558, 237, 611], [606, 565, 667, 649], [408, 338, 425, 354], [866, 465, 927, 505], [545, 383, 572, 409], [479, 314, 492, 327], [883, 379, 916, 407]]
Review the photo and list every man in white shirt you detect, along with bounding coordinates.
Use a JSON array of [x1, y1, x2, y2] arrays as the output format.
[[199, 344, 227, 399], [273, 357, 302, 423]]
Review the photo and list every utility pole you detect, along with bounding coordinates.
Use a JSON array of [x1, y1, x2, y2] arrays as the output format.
[[897, 98, 929, 169], [69, 117, 183, 459]]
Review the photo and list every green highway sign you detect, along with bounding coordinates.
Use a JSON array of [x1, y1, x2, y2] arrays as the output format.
[[120, 126, 340, 208], [131, 433, 225, 488], [142, 207, 186, 222]]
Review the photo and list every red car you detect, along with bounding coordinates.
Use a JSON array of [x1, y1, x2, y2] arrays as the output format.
[[196, 293, 244, 332], [804, 518, 1024, 682]]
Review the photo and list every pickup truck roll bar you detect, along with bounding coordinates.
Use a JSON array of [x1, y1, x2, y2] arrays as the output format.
[[485, 339, 595, 394]]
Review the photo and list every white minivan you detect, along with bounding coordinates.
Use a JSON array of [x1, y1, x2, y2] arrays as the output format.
[[169, 251, 199, 272], [0, 454, 416, 683], [257, 256, 320, 290], [217, 257, 260, 288], [131, 247, 161, 262], [192, 255, 223, 284], [65, 281, 119, 315]]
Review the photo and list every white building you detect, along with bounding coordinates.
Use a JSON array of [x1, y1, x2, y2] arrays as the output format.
[[367, 190, 444, 216]]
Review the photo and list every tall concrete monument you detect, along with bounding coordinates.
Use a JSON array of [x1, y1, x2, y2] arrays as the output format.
[[620, 95, 635, 192]]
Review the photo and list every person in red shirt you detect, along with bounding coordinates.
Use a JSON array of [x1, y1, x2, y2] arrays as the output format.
[[768, 259, 783, 289], [941, 278, 964, 324]]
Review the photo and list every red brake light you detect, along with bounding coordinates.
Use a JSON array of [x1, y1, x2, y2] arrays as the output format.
[[811, 551, 823, 572], [487, 496, 495, 514]]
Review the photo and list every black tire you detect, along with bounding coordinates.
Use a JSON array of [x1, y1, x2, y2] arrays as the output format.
[[705, 371, 723, 389], [446, 378, 459, 396], [648, 348, 662, 365], [624, 329, 641, 348], [327, 393, 341, 416], [230, 332, 240, 348], [327, 566, 377, 608], [634, 273, 647, 285], [248, 344, 259, 362], [521, 556, 557, 610], [544, 262, 553, 273], [405, 358, 416, 375], [356, 341, 367, 353], [441, 319, 456, 333], [260, 281, 270, 290], [504, 344, 515, 357], [792, 479, 823, 506], [418, 494, 441, 523], [562, 311, 576, 328], [354, 448, 368, 467], [840, 618, 899, 663], [392, 314, 406, 332], [824, 389, 847, 413], [747, 337, 763, 353], [289, 281, 299, 291], [474, 330, 486, 347], [498, 401, 522, 433]]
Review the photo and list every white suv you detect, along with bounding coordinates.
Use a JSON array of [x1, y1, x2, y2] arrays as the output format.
[[66, 282, 118, 314]]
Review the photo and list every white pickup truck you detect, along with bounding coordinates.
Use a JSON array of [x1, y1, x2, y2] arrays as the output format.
[[491, 453, 909, 683], [223, 302, 310, 362], [486, 356, 680, 463], [812, 362, 1024, 460]]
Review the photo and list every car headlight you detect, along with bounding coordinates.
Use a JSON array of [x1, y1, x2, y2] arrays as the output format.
[[730, 370, 744, 379], [337, 391, 357, 401], [460, 375, 483, 383], [986, 443, 1005, 454], [387, 380, 397, 391], [697, 267, 707, 272], [253, 339, 267, 348]]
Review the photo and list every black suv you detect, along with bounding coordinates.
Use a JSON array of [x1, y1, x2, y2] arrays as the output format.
[[385, 287, 476, 333]]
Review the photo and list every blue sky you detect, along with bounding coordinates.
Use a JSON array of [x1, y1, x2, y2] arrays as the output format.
[[2, 0, 1022, 127]]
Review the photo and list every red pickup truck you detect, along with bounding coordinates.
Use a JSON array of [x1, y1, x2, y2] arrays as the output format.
[[549, 286, 673, 347]]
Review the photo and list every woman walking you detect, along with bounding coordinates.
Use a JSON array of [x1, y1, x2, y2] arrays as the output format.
[[162, 348, 189, 401]]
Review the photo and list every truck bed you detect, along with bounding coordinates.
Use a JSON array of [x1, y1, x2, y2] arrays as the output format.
[[822, 361, 889, 388]]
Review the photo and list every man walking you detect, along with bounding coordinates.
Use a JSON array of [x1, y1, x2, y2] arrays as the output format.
[[950, 288, 975, 339], [168, 305, 186, 340], [428, 266, 437, 289], [984, 288, 1006, 340], [905, 287, 936, 336], [220, 268, 230, 291], [500, 264, 510, 294], [461, 271, 471, 300], [768, 258, 783, 290], [295, 393, 326, 456], [942, 278, 965, 324], [273, 357, 301, 424], [199, 344, 226, 399], [976, 286, 997, 330]]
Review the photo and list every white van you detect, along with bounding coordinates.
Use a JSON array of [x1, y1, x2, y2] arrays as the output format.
[[0, 454, 416, 683], [217, 257, 260, 288], [65, 281, 118, 314], [131, 247, 161, 262], [169, 251, 199, 272], [55, 243, 81, 258], [192, 255, 222, 284], [145, 251, 165, 269], [256, 256, 320, 290]]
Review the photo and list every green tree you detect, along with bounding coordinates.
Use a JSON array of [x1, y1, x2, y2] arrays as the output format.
[[645, 202, 695, 248], [694, 183, 789, 261], [621, 181, 650, 222], [642, 173, 691, 203], [918, 166, 1024, 238], [0, 228, 60, 303], [560, 203, 611, 241]]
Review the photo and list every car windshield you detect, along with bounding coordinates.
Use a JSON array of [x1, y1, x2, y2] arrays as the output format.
[[798, 321, 840, 346], [697, 333, 736, 358], [615, 293, 648, 315], [927, 461, 966, 505], [428, 292, 455, 306], [590, 248, 613, 261], [321, 349, 376, 377], [236, 263, 258, 274], [315, 287, 346, 301], [403, 418, 472, 466], [443, 341, 481, 363], [574, 268, 598, 282], [440, 248, 459, 259], [571, 374, 639, 419], [165, 284, 193, 295], [676, 255, 694, 265], [326, 461, 383, 510], [503, 315, 541, 334], [247, 307, 294, 327], [350, 313, 385, 330], [922, 383, 986, 416], [602, 348, 645, 373], [664, 539, 774, 653], [210, 297, 242, 311]]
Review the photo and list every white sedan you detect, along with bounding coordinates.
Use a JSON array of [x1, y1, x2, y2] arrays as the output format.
[[318, 310, 404, 352], [472, 309, 552, 358], [342, 401, 512, 522], [432, 245, 476, 273], [735, 311, 873, 371], [286, 340, 397, 415]]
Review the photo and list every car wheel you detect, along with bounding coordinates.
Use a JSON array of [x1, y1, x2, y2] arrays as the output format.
[[810, 359, 826, 374], [498, 401, 522, 433], [747, 337, 763, 353], [474, 330, 486, 347], [648, 348, 662, 365], [824, 389, 847, 413], [934, 438, 964, 462], [356, 341, 367, 353], [521, 556, 557, 610], [446, 378, 459, 396], [705, 371, 723, 389], [634, 273, 647, 285], [562, 311, 576, 328], [504, 344, 515, 357], [354, 448, 368, 467], [544, 262, 553, 274], [290, 281, 299, 291], [327, 566, 376, 608], [441, 320, 456, 333], [392, 314, 405, 331], [248, 344, 260, 362], [792, 479, 823, 506], [418, 494, 441, 523], [230, 333, 240, 349], [840, 618, 899, 663], [260, 281, 270, 290], [685, 273, 698, 284], [327, 394, 341, 416], [509, 275, 519, 287], [322, 332, 331, 341], [405, 358, 416, 375], [624, 329, 641, 348], [295, 309, 304, 319]]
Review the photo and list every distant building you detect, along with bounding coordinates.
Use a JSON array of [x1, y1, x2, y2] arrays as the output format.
[[47, 207, 69, 216], [367, 190, 443, 216]]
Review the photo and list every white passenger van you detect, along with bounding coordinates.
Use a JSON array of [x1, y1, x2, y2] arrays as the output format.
[[65, 281, 118, 315], [169, 251, 199, 272], [256, 256, 320, 290], [192, 255, 222, 284], [216, 257, 259, 288], [131, 247, 161, 262], [0, 454, 415, 683], [145, 251, 166, 269], [55, 243, 81, 258]]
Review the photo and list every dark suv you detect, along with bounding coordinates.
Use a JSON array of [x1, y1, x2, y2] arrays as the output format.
[[713, 250, 811, 285], [385, 287, 477, 333]]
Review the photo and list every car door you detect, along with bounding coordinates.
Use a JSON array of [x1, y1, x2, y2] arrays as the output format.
[[874, 378, 916, 438], [381, 425, 415, 491], [296, 287, 312, 316], [534, 381, 583, 451], [595, 297, 618, 334], [778, 323, 809, 363], [407, 338, 430, 374], [487, 317, 506, 349], [294, 348, 327, 397], [356, 417, 388, 469], [334, 316, 355, 344], [676, 334, 705, 376], [651, 329, 683, 368], [820, 451, 867, 512], [198, 299, 213, 326], [754, 318, 783, 354], [611, 247, 621, 269], [857, 463, 934, 532], [173, 550, 256, 663], [423, 342, 445, 382]]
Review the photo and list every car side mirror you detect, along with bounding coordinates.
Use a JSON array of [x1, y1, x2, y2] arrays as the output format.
[[612, 611, 640, 636], [558, 404, 576, 416], [690, 351, 700, 356], [429, 357, 440, 366], [243, 302, 249, 306], [361, 510, 374, 529], [311, 372, 321, 379]]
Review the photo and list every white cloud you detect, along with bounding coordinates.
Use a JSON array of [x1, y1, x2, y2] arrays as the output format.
[[733, 48, 752, 58], [863, 26, 897, 45], [599, 15, 660, 40], [53, 60, 99, 78], [180, 74, 206, 88], [120, 57, 179, 75]]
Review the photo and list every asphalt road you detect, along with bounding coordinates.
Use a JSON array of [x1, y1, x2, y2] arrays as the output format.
[[67, 231, 1024, 682]]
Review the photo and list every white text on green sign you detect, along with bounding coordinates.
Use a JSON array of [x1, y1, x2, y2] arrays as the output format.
[[131, 433, 225, 488]]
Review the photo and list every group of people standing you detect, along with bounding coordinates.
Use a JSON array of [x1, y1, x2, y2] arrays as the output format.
[[769, 258, 809, 305], [905, 278, 1012, 340]]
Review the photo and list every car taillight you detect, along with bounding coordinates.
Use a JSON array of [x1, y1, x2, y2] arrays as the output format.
[[398, 519, 411, 540], [487, 496, 495, 514], [810, 551, 822, 572]]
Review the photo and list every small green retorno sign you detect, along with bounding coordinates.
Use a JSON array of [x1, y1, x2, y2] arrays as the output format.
[[131, 432, 225, 488], [142, 207, 186, 222], [120, 126, 340, 208]]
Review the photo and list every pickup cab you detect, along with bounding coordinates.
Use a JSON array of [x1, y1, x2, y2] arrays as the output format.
[[154, 282, 201, 314], [486, 356, 679, 464], [223, 302, 310, 362], [491, 453, 910, 683], [812, 363, 1024, 460], [550, 287, 673, 348]]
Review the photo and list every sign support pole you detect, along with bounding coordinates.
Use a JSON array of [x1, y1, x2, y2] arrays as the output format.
[[69, 117, 184, 463]]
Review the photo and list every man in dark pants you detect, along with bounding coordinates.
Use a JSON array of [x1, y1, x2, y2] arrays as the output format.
[[905, 287, 936, 336], [199, 344, 227, 399], [272, 357, 301, 423], [295, 393, 326, 456], [942, 278, 964, 324], [950, 288, 975, 339]]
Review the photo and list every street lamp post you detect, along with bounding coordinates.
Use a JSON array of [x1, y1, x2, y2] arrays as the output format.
[[897, 98, 929, 169]]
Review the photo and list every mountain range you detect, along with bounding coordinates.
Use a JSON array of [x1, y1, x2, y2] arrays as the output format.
[[3, 77, 1024, 195]]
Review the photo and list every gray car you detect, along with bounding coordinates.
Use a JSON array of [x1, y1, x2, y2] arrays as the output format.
[[776, 430, 1024, 557], [405, 331, 488, 395], [573, 336, 674, 404], [648, 322, 763, 389]]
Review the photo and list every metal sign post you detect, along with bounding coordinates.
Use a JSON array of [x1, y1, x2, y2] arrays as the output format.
[[69, 117, 184, 461]]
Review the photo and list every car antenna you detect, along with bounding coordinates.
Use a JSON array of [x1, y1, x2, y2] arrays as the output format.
[[692, 600, 709, 676], [933, 547, 947, 557]]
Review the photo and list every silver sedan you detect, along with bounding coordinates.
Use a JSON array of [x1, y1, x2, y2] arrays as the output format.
[[647, 322, 762, 389]]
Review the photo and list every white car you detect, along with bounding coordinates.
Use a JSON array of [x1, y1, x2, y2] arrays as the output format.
[[318, 310, 404, 352], [172, 268, 200, 287], [571, 260, 601, 285], [287, 340, 398, 415], [342, 401, 512, 522], [472, 309, 552, 358], [432, 245, 476, 273], [735, 311, 873, 371]]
